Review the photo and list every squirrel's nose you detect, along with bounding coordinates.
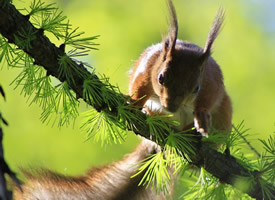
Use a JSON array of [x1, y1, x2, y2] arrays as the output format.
[[166, 104, 178, 112], [161, 99, 178, 113]]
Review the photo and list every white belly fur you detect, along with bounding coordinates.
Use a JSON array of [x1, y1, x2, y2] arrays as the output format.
[[144, 95, 194, 131]]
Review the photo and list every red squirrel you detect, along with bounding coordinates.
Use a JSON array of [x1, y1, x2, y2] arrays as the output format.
[[13, 0, 232, 199], [129, 0, 232, 137]]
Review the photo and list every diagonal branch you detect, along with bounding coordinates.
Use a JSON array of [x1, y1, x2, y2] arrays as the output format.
[[0, 2, 274, 200]]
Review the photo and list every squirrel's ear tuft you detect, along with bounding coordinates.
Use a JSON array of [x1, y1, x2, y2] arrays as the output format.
[[160, 0, 178, 62], [202, 7, 225, 59], [161, 37, 169, 60], [167, 0, 178, 57]]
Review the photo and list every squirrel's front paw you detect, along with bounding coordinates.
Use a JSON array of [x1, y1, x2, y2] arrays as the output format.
[[194, 110, 211, 137]]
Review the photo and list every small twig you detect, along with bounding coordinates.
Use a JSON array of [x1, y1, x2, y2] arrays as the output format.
[[254, 162, 275, 179], [232, 124, 261, 158], [0, 85, 6, 101], [0, 128, 23, 199]]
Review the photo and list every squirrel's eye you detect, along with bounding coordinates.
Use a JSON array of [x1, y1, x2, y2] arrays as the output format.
[[193, 85, 200, 93], [158, 73, 164, 85]]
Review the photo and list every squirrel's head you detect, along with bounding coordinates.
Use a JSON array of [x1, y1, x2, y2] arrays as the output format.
[[151, 0, 224, 113], [152, 41, 205, 112]]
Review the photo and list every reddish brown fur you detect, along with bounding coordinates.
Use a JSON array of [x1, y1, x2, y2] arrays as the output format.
[[129, 49, 161, 106], [129, 0, 232, 137], [13, 140, 171, 200]]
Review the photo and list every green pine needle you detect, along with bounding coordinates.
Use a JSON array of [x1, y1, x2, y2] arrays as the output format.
[[0, 37, 12, 65], [8, 52, 79, 127], [30, 75, 56, 110], [229, 121, 250, 148], [83, 78, 104, 107], [63, 26, 99, 50], [99, 75, 125, 107], [259, 135, 275, 160], [254, 135, 275, 192], [29, 0, 56, 16], [81, 109, 127, 145], [230, 147, 254, 170], [84, 74, 125, 110], [258, 178, 275, 200], [0, 37, 25, 68], [7, 49, 26, 68], [116, 101, 146, 132], [165, 130, 196, 163], [14, 27, 37, 53], [183, 168, 222, 200], [146, 114, 175, 143], [54, 82, 79, 127], [67, 48, 90, 58], [40, 82, 79, 127], [132, 152, 171, 194], [32, 9, 67, 38], [12, 55, 37, 96], [58, 54, 86, 86]]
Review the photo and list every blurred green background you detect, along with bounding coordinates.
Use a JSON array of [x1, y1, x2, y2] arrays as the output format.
[[1, 0, 275, 197]]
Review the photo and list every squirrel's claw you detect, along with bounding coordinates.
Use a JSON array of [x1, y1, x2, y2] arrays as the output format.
[[194, 110, 211, 137]]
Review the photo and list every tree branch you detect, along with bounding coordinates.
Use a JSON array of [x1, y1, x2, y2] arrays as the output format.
[[0, 2, 274, 199], [0, 126, 22, 200]]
